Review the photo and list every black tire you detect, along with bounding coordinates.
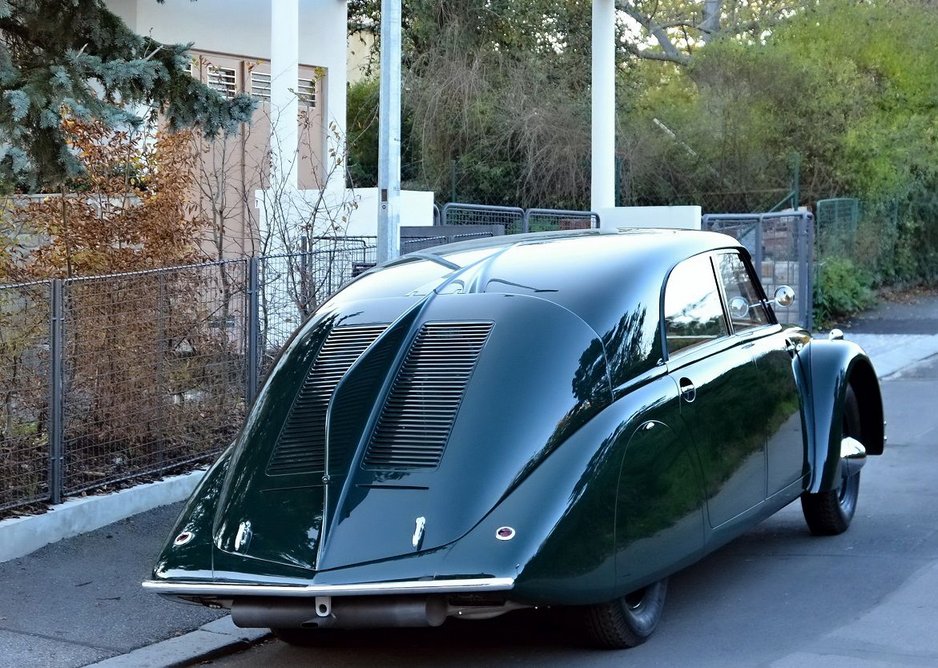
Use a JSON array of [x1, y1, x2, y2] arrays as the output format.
[[582, 578, 668, 649], [801, 385, 862, 535]]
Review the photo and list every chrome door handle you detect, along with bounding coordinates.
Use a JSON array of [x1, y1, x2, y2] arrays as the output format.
[[679, 377, 696, 403]]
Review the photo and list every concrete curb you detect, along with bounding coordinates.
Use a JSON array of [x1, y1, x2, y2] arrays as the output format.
[[85, 616, 270, 668], [0, 469, 205, 563]]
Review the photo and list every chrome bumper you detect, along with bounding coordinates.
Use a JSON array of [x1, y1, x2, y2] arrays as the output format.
[[142, 576, 515, 599]]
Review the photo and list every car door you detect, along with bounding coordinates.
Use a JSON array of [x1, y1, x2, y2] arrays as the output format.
[[663, 253, 766, 528], [713, 250, 808, 499]]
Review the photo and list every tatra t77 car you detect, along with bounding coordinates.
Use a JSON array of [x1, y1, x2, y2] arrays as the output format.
[[144, 229, 884, 648]]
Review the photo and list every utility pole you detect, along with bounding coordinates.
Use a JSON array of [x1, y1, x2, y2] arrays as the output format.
[[591, 0, 616, 212], [377, 0, 402, 263]]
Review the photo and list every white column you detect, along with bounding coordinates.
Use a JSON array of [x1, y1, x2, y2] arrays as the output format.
[[377, 0, 402, 263], [591, 0, 616, 212], [270, 0, 299, 191], [325, 1, 349, 194]]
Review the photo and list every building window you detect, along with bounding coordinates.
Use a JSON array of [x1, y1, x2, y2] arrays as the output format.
[[298, 77, 317, 107], [249, 72, 315, 107], [207, 66, 237, 98], [250, 71, 271, 101]]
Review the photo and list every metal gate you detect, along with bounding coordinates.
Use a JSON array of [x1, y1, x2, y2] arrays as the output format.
[[703, 211, 814, 331]]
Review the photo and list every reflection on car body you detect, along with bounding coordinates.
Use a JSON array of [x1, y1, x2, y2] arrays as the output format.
[[144, 228, 884, 649]]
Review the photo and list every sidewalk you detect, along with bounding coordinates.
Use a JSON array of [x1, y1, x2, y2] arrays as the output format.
[[0, 503, 257, 667], [2, 293, 937, 668], [838, 288, 938, 378]]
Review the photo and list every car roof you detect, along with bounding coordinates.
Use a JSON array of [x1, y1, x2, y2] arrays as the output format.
[[396, 227, 744, 335]]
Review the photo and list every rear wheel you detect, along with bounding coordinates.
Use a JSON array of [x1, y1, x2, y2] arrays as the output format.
[[582, 578, 668, 649], [801, 385, 862, 535]]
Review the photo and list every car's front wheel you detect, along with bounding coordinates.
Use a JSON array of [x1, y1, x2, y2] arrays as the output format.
[[801, 385, 862, 535], [582, 578, 668, 649]]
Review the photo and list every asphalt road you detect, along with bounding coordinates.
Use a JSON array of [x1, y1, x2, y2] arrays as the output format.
[[843, 289, 938, 335], [0, 504, 225, 668], [198, 357, 938, 667]]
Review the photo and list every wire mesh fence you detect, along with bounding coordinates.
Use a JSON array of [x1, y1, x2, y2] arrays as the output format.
[[441, 203, 526, 234], [440, 204, 600, 234], [61, 262, 249, 497], [816, 198, 860, 259], [257, 239, 375, 378], [0, 280, 52, 512], [525, 208, 599, 233]]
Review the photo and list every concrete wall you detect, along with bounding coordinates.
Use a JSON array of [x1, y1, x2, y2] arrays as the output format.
[[106, 0, 351, 258], [254, 187, 434, 249], [599, 206, 702, 231], [110, 0, 348, 154], [346, 189, 435, 235]]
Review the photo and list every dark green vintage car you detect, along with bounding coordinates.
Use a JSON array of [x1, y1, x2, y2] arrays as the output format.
[[144, 229, 884, 648]]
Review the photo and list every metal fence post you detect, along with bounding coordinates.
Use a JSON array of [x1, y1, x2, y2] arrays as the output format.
[[790, 152, 801, 211], [300, 236, 310, 313], [156, 272, 166, 468], [522, 209, 531, 234], [246, 257, 260, 406], [755, 214, 764, 272], [807, 213, 815, 332], [48, 279, 64, 505], [799, 213, 814, 331]]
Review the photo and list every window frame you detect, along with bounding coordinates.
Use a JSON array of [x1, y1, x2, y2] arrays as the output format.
[[206, 64, 238, 99], [711, 249, 776, 336], [660, 248, 781, 366], [660, 252, 731, 360]]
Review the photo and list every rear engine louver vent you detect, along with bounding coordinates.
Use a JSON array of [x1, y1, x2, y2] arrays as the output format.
[[364, 322, 493, 469], [267, 325, 387, 476]]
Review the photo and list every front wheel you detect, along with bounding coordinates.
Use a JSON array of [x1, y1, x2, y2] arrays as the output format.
[[801, 385, 862, 535], [582, 578, 668, 649]]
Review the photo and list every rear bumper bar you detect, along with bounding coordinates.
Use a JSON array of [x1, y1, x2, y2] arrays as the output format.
[[142, 576, 515, 599]]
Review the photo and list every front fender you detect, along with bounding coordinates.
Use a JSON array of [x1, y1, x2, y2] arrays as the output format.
[[804, 339, 884, 494]]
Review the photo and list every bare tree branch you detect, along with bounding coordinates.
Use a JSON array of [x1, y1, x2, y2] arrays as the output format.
[[617, 1, 691, 65]]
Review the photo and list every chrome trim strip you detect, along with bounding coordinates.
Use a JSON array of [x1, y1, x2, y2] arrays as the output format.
[[142, 577, 515, 598]]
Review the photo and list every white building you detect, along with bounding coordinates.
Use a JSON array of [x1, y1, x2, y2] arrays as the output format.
[[108, 0, 433, 258]]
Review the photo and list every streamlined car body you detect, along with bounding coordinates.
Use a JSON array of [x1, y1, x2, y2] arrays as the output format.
[[145, 229, 884, 648]]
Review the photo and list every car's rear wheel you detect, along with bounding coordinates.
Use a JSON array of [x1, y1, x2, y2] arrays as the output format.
[[582, 578, 668, 649], [801, 385, 862, 535]]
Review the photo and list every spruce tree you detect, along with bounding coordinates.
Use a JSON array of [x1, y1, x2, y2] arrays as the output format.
[[0, 0, 255, 190]]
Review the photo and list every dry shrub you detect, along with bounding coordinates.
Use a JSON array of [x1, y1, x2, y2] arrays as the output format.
[[0, 118, 245, 509], [10, 118, 203, 280], [60, 264, 246, 495]]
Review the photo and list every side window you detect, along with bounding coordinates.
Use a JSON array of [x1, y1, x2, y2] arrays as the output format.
[[664, 255, 729, 355], [716, 252, 770, 333]]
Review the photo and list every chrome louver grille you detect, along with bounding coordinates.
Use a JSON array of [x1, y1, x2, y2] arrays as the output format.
[[364, 322, 494, 469], [267, 325, 387, 476]]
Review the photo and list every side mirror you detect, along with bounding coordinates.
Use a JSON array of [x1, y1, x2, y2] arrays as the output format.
[[729, 296, 751, 319], [772, 285, 795, 308]]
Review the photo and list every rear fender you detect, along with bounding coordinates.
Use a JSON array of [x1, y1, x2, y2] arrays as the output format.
[[805, 339, 884, 494]]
